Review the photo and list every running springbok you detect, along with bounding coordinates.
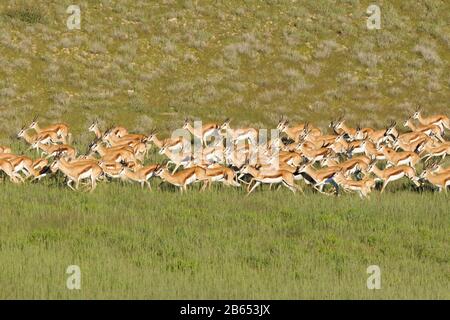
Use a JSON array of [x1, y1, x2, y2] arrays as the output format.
[[412, 108, 449, 131], [367, 163, 420, 193], [240, 164, 302, 195], [155, 165, 209, 193], [89, 120, 128, 139], [147, 130, 189, 152], [31, 141, 77, 160], [420, 166, 450, 193], [220, 118, 257, 145], [50, 154, 103, 192], [119, 164, 160, 189], [333, 170, 376, 199], [17, 127, 65, 150], [0, 146, 11, 153], [29, 116, 71, 143], [0, 159, 23, 183], [183, 118, 221, 146], [377, 145, 420, 169], [404, 117, 445, 142]]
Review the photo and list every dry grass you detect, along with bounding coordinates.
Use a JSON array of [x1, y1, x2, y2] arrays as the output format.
[[0, 0, 447, 136]]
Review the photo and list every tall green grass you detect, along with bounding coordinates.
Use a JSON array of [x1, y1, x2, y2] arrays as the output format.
[[0, 181, 448, 299]]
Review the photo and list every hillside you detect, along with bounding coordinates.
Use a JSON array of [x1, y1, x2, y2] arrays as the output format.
[[0, 0, 449, 147], [0, 1, 449, 300]]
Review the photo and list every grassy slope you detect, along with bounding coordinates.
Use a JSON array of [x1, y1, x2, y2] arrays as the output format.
[[0, 0, 449, 143], [0, 1, 449, 299]]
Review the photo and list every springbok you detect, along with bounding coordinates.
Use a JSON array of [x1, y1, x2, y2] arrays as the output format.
[[147, 130, 189, 152], [0, 146, 11, 153], [419, 140, 450, 162], [240, 164, 301, 195], [420, 169, 450, 193], [0, 159, 23, 183], [31, 141, 77, 160], [0, 153, 47, 178], [119, 164, 160, 189], [89, 141, 138, 166], [296, 162, 341, 194], [412, 108, 449, 131], [220, 118, 257, 145], [333, 170, 376, 199], [404, 117, 445, 142], [155, 165, 209, 193], [17, 127, 65, 149], [29, 116, 71, 143], [183, 118, 221, 146], [367, 163, 420, 193], [199, 164, 241, 189], [377, 145, 420, 169], [89, 120, 128, 139], [50, 155, 103, 192]]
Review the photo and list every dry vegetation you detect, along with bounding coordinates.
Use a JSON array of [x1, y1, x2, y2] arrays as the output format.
[[0, 0, 448, 145], [0, 0, 449, 299]]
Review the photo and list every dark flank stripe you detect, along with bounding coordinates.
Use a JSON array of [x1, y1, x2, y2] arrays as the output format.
[[386, 168, 407, 176]]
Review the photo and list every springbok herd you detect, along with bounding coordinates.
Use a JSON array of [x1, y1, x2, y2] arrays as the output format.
[[1, 109, 449, 197]]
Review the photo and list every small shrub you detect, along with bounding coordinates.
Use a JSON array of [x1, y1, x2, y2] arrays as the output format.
[[3, 5, 44, 24]]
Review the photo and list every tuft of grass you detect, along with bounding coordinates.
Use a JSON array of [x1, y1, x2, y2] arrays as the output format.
[[3, 5, 44, 24]]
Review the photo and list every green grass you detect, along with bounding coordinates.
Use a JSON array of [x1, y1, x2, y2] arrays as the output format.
[[0, 180, 448, 299], [0, 0, 449, 299]]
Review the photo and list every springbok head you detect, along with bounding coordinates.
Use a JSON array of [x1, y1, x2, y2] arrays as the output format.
[[88, 118, 99, 132], [412, 106, 422, 119], [220, 118, 231, 130], [276, 116, 288, 131], [182, 118, 191, 129], [29, 115, 39, 130], [385, 120, 398, 138], [17, 125, 27, 138]]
